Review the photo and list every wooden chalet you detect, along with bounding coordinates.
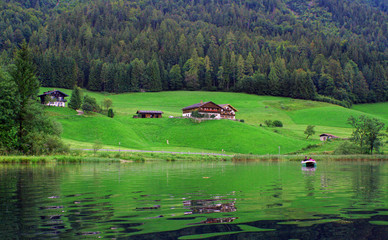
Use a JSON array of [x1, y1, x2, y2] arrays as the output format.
[[38, 89, 68, 107], [219, 104, 238, 120], [320, 133, 339, 141], [136, 110, 163, 118], [182, 101, 238, 120], [182, 101, 223, 119]]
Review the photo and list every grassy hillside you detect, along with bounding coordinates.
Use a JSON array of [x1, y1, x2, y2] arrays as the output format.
[[41, 88, 388, 154]]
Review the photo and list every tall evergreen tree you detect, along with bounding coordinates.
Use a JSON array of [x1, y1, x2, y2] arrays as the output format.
[[0, 68, 18, 151], [237, 55, 245, 84], [145, 56, 162, 91], [8, 42, 65, 154], [9, 42, 40, 151], [130, 58, 145, 91], [169, 64, 183, 90], [268, 58, 288, 96], [245, 52, 255, 76], [68, 85, 82, 110]]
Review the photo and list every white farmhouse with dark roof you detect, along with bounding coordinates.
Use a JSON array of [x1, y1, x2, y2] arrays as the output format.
[[38, 89, 68, 107]]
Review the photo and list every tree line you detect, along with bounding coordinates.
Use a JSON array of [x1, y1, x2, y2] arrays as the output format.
[[0, 42, 67, 155], [0, 0, 387, 106]]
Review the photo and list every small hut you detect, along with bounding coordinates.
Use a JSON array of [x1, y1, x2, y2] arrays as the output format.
[[136, 110, 163, 118], [320, 133, 339, 141]]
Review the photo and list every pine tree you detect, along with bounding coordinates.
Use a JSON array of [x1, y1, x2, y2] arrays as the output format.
[[268, 58, 288, 96], [237, 55, 245, 84], [130, 58, 145, 91], [68, 86, 82, 110], [145, 57, 162, 91], [203, 56, 213, 90], [169, 64, 183, 90], [352, 71, 369, 103], [245, 52, 254, 76]]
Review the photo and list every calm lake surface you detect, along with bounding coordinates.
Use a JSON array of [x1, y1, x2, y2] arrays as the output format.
[[1, 160, 387, 239]]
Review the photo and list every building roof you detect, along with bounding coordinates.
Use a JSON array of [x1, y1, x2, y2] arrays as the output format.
[[182, 101, 220, 110], [136, 110, 163, 114], [320, 133, 339, 138], [38, 89, 69, 97], [219, 104, 238, 112]]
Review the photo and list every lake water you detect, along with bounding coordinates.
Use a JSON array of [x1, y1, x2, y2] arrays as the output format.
[[0, 161, 387, 239]]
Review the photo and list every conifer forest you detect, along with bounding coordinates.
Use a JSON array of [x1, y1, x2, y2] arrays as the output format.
[[1, 0, 387, 106]]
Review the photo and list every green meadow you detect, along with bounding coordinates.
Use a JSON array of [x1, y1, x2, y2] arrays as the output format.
[[41, 88, 388, 155]]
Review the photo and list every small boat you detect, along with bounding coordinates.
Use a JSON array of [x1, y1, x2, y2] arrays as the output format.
[[301, 159, 316, 167]]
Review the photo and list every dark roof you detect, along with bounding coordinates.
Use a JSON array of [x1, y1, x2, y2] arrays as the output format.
[[136, 110, 163, 114], [38, 90, 69, 97], [320, 133, 339, 138], [182, 101, 221, 110], [219, 104, 238, 112]]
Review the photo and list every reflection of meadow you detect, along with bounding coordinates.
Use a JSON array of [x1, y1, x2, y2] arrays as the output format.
[[0, 161, 387, 239]]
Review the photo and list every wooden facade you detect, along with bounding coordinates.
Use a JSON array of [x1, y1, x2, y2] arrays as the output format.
[[219, 104, 238, 120], [38, 90, 68, 107], [182, 101, 222, 118], [136, 110, 163, 118], [182, 101, 238, 119]]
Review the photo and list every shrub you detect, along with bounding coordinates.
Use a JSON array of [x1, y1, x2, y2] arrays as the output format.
[[81, 102, 93, 112], [191, 110, 204, 118], [314, 95, 352, 108], [93, 140, 103, 155], [333, 141, 361, 154], [108, 108, 114, 118], [272, 120, 283, 127], [264, 120, 273, 127], [82, 95, 101, 113]]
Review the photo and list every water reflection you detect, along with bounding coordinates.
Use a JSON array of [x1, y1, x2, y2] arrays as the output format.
[[302, 167, 316, 173], [183, 199, 236, 214], [0, 161, 387, 239], [189, 217, 238, 225]]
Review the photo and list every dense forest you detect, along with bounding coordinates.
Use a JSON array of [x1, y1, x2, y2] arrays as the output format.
[[1, 0, 387, 106]]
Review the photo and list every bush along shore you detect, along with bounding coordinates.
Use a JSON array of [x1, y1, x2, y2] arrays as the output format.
[[1, 152, 388, 164], [231, 154, 388, 162], [0, 152, 232, 163]]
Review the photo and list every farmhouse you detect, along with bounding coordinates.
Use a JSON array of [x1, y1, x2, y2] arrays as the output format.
[[219, 104, 238, 120], [320, 133, 339, 141], [136, 110, 163, 118], [38, 89, 68, 107], [182, 101, 238, 120]]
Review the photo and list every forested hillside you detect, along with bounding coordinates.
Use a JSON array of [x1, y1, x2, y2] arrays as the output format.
[[1, 0, 387, 105]]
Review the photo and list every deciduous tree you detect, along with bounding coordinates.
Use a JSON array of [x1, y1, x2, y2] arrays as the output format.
[[304, 125, 316, 139], [348, 115, 385, 154]]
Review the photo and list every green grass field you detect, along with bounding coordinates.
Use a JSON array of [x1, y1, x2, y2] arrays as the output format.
[[41, 88, 388, 155]]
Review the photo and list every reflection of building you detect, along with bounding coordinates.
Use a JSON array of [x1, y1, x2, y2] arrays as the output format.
[[183, 199, 236, 215], [189, 217, 238, 225]]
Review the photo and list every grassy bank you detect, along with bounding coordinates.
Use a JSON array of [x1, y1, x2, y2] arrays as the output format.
[[232, 154, 388, 162], [40, 88, 388, 155], [0, 152, 232, 163], [2, 152, 387, 164]]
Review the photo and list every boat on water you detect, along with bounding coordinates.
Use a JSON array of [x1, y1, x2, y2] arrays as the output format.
[[301, 159, 316, 167]]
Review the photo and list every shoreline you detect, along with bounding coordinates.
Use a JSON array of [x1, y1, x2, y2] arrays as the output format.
[[0, 151, 387, 163]]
